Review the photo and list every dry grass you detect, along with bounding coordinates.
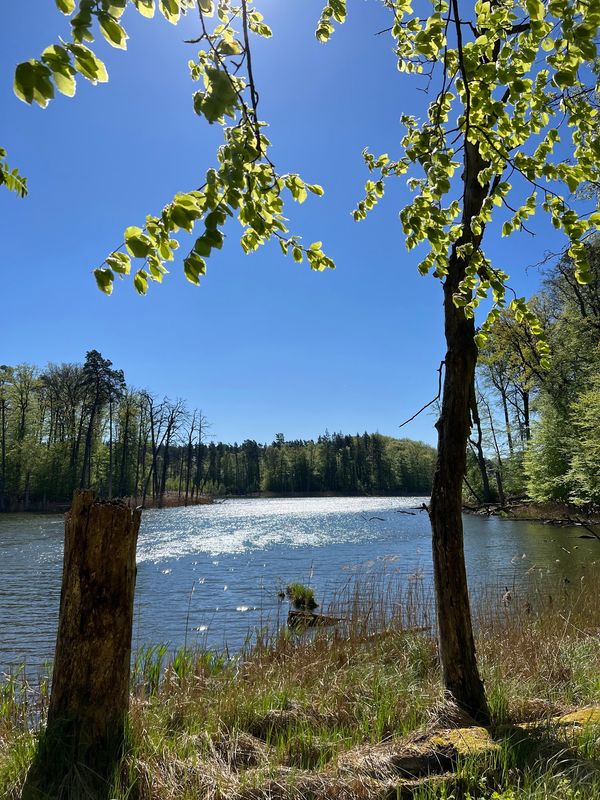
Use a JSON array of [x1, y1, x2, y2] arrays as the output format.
[[2, 566, 600, 799]]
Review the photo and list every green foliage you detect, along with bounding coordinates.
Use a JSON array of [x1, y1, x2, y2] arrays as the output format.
[[337, 0, 600, 360], [316, 0, 346, 42], [15, 1, 333, 295], [475, 239, 600, 505], [285, 583, 318, 611], [17, 0, 599, 328], [0, 149, 27, 198], [567, 366, 600, 504], [524, 397, 572, 502]]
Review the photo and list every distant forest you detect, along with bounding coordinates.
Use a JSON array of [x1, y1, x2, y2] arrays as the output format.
[[0, 352, 436, 511]]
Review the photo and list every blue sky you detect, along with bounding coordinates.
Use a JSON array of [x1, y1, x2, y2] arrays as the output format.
[[0, 0, 570, 445]]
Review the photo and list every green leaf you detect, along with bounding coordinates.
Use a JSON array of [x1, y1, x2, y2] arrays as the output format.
[[525, 0, 544, 21], [41, 45, 76, 97], [134, 270, 149, 295], [133, 0, 155, 17], [193, 68, 239, 123], [124, 226, 153, 258], [194, 236, 212, 257], [94, 268, 114, 294], [159, 0, 181, 24], [68, 44, 108, 83], [0, 157, 28, 198], [14, 60, 55, 108], [105, 251, 131, 275], [55, 0, 76, 14], [99, 14, 128, 49], [184, 252, 206, 285], [105, 0, 127, 18]]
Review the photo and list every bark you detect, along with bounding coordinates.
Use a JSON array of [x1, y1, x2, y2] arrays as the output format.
[[118, 400, 131, 497], [470, 396, 493, 504], [522, 389, 531, 441], [23, 490, 141, 799], [495, 468, 506, 506], [429, 139, 490, 724], [80, 403, 96, 488]]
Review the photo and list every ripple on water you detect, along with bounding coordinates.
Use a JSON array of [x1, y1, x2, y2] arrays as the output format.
[[0, 497, 595, 671]]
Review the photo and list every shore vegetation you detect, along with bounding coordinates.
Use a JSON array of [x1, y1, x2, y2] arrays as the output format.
[[2, 568, 600, 799]]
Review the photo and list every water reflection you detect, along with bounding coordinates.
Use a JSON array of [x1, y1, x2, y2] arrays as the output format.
[[0, 497, 595, 671]]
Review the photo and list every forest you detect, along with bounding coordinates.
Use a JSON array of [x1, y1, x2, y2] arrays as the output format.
[[0, 351, 437, 511], [464, 239, 600, 509]]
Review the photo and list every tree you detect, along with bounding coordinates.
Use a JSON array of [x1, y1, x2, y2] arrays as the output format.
[[80, 350, 125, 488], [15, 0, 600, 721]]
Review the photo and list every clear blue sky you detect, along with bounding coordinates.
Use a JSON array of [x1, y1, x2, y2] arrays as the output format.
[[0, 1, 568, 445]]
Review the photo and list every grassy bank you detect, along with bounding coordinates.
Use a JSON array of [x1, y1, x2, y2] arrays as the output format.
[[1, 569, 600, 799]]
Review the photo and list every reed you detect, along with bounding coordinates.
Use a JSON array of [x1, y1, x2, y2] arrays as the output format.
[[1, 565, 599, 799]]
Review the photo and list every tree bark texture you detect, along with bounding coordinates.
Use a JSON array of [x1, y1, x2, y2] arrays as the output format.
[[24, 489, 141, 798], [429, 140, 490, 724]]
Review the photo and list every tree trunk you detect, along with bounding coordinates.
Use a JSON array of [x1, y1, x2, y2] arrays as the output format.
[[495, 468, 506, 506], [500, 385, 514, 455], [23, 490, 141, 799], [470, 397, 493, 503], [80, 404, 96, 488], [429, 139, 490, 724], [522, 389, 531, 441], [430, 279, 489, 723]]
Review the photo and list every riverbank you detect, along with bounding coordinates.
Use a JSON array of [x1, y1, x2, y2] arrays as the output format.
[[2, 569, 600, 799], [464, 499, 600, 530]]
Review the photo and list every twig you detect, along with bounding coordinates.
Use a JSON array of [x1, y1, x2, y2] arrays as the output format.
[[399, 361, 444, 429]]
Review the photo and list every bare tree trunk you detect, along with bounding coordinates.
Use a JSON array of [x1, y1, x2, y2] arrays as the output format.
[[500, 385, 514, 454], [470, 396, 493, 503], [23, 490, 141, 799], [495, 468, 506, 506], [118, 399, 131, 497]]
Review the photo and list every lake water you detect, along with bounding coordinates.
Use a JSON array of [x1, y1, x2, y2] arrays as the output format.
[[0, 496, 595, 672]]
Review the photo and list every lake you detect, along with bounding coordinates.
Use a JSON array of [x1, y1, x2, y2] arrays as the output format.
[[0, 496, 595, 672]]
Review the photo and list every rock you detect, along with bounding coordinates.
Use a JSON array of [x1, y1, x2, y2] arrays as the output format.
[[554, 707, 600, 727]]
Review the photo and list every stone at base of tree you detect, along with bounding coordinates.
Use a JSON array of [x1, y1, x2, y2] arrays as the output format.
[[22, 489, 141, 800]]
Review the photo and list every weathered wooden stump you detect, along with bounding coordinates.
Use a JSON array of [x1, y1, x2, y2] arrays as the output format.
[[23, 489, 141, 799]]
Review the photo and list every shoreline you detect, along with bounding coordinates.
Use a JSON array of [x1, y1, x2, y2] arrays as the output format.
[[463, 499, 600, 529]]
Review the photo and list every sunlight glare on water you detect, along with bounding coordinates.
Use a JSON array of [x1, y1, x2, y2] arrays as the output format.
[[0, 496, 595, 671], [138, 496, 424, 561]]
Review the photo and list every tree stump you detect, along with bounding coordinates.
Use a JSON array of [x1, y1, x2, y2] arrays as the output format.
[[23, 490, 141, 799]]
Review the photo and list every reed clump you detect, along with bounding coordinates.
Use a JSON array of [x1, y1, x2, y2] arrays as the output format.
[[1, 566, 599, 799]]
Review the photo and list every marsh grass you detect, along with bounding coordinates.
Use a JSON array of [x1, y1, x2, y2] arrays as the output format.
[[1, 565, 600, 799]]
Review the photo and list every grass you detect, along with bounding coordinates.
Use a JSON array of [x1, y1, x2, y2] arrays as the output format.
[[1, 566, 600, 799]]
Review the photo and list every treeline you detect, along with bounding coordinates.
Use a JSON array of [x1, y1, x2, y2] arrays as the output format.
[[0, 350, 212, 512], [0, 351, 436, 511], [199, 433, 436, 497], [467, 237, 600, 507]]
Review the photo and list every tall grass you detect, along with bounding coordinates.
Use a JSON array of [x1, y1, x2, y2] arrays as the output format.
[[1, 565, 599, 799]]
